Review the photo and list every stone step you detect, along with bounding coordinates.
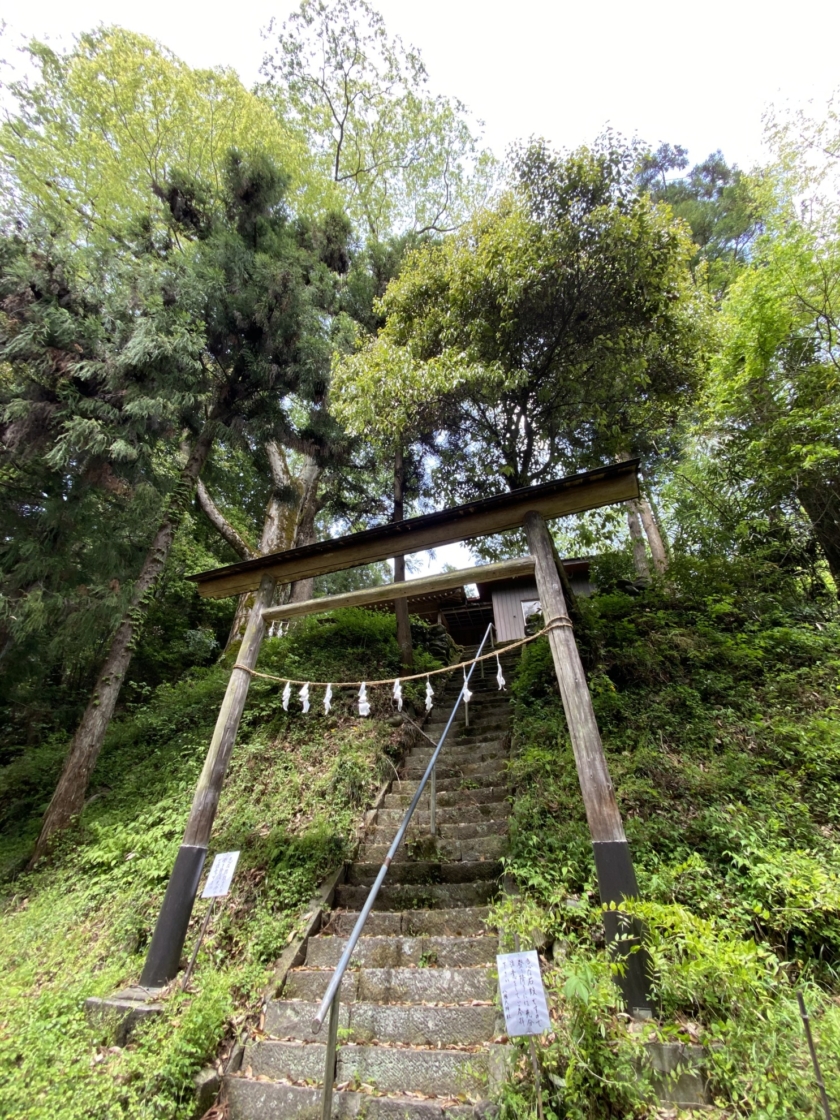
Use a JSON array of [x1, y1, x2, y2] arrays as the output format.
[[362, 834, 507, 864], [346, 860, 502, 888], [406, 743, 508, 764], [368, 818, 508, 842], [373, 804, 508, 828], [447, 698, 511, 712], [245, 1040, 500, 1097], [382, 786, 508, 810], [423, 729, 508, 746], [324, 907, 493, 938], [399, 760, 508, 782], [428, 688, 510, 702], [283, 965, 495, 1004], [422, 699, 509, 714], [422, 730, 510, 749], [407, 742, 508, 761], [389, 772, 505, 794], [423, 708, 510, 725], [424, 717, 511, 737], [265, 999, 498, 1044], [305, 933, 497, 970], [227, 1080, 475, 1120], [334, 879, 499, 912]]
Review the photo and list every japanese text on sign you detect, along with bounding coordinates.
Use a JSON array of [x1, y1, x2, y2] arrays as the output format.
[[202, 851, 240, 898], [497, 950, 551, 1037]]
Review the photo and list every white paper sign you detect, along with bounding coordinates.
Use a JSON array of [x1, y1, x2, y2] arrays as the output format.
[[202, 851, 240, 898], [497, 950, 551, 1036]]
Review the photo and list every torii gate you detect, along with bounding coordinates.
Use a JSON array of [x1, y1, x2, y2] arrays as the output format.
[[139, 460, 651, 1014]]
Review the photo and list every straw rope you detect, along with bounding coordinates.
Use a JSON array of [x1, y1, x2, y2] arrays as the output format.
[[232, 617, 573, 689]]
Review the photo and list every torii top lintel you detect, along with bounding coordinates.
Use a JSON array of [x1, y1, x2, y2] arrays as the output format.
[[189, 460, 640, 600]]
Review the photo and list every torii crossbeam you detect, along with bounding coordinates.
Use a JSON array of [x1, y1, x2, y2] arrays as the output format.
[[140, 460, 652, 1015]]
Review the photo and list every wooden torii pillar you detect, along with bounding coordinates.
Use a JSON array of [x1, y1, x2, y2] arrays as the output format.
[[140, 462, 651, 1015]]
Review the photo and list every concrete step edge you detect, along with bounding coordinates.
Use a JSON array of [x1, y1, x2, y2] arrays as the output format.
[[225, 1079, 478, 1120]]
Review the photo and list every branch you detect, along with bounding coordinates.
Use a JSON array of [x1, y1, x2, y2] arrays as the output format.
[[196, 479, 255, 560]]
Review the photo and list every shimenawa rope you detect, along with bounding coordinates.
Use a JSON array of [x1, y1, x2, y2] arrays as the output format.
[[232, 617, 573, 690]]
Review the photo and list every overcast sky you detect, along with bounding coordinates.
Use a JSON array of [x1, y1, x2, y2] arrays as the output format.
[[4, 0, 839, 172]]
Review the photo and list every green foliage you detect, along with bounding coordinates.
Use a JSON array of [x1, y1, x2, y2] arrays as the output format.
[[0, 140, 349, 771], [638, 144, 762, 293], [709, 211, 840, 589], [496, 566, 840, 1116], [0, 26, 322, 240], [261, 0, 494, 239], [368, 133, 710, 500], [0, 609, 403, 1117]]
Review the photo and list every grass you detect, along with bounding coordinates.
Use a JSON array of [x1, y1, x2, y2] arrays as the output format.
[[0, 608, 428, 1120], [5, 577, 840, 1119], [493, 574, 840, 1119]]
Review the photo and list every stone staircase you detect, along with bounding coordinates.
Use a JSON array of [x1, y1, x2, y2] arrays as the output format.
[[227, 649, 519, 1119]]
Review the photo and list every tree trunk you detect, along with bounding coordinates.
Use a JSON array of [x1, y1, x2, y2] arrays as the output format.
[[798, 478, 840, 593], [287, 453, 323, 605], [392, 446, 413, 669], [196, 480, 255, 562], [637, 495, 668, 575], [626, 500, 651, 579], [30, 420, 220, 865], [224, 442, 301, 649]]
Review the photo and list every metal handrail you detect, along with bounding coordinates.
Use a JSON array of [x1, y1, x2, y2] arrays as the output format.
[[313, 622, 496, 1119]]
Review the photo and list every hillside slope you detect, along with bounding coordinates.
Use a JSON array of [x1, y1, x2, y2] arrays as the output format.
[[0, 609, 439, 1120], [498, 573, 840, 1117], [2, 580, 839, 1119]]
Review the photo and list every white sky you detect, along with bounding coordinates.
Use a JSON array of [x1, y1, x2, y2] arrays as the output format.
[[4, 0, 839, 172], [3, 0, 838, 574]]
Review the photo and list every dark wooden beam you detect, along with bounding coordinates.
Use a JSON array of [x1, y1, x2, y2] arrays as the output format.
[[262, 557, 536, 623], [190, 461, 639, 600]]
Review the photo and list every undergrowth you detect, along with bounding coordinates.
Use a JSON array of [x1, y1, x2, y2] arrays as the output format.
[[494, 569, 840, 1119], [0, 608, 440, 1120]]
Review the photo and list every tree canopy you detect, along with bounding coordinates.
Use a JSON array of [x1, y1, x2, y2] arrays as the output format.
[[1, 28, 324, 243], [345, 137, 709, 502], [260, 0, 494, 238]]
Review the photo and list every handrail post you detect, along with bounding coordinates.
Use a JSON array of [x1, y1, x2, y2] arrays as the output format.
[[430, 763, 436, 836], [321, 992, 341, 1120]]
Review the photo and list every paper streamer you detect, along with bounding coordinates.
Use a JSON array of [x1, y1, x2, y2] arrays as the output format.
[[324, 683, 333, 714], [393, 678, 403, 712], [358, 682, 370, 717], [496, 656, 506, 691], [299, 682, 310, 714], [425, 676, 434, 712], [282, 681, 291, 711], [462, 668, 473, 706]]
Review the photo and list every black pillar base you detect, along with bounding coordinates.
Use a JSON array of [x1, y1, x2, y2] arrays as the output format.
[[139, 844, 207, 988], [592, 839, 655, 1018]]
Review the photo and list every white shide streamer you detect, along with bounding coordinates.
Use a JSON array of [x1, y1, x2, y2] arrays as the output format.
[[282, 681, 291, 711], [496, 655, 506, 691], [393, 678, 403, 712], [462, 668, 473, 706], [358, 682, 371, 717], [299, 682, 310, 714], [425, 676, 434, 712], [324, 683, 333, 714]]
